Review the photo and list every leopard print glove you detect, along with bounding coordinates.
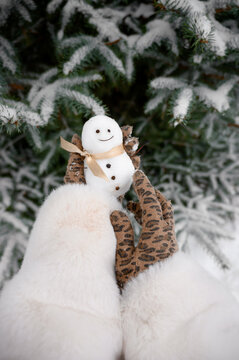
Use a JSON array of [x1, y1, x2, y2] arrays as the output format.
[[127, 188, 171, 225], [64, 134, 86, 185], [121, 125, 141, 170], [110, 170, 178, 289], [64, 126, 140, 184]]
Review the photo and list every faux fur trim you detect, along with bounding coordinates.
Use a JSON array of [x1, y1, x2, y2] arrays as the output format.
[[0, 184, 123, 360], [121, 252, 239, 360]]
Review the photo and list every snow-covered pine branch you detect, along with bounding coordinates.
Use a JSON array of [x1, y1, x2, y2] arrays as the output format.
[[47, 0, 65, 14], [150, 76, 185, 90], [145, 77, 183, 114], [146, 77, 191, 120], [208, 14, 239, 56], [157, 0, 239, 55], [27, 125, 42, 150], [62, 36, 125, 76], [147, 74, 238, 121], [189, 14, 212, 44], [0, 100, 42, 126], [195, 79, 238, 112], [173, 87, 193, 125], [145, 94, 165, 113], [0, 0, 36, 26], [0, 36, 17, 74], [28, 69, 104, 123], [62, 43, 96, 75], [55, 0, 124, 42], [122, 35, 140, 81], [156, 0, 205, 15], [136, 19, 178, 55], [59, 88, 105, 116]]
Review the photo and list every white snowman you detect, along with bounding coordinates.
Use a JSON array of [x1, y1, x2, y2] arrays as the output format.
[[82, 115, 135, 197]]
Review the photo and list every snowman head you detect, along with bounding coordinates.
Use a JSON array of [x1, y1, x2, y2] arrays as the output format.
[[82, 115, 123, 154]]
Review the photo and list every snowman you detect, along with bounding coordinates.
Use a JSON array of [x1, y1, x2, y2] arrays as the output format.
[[82, 115, 135, 197]]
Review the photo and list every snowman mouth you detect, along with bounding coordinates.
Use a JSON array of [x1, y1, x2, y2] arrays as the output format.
[[99, 136, 114, 142]]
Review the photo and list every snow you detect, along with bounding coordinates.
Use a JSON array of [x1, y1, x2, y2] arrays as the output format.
[[158, 0, 205, 14], [0, 178, 12, 207], [150, 77, 185, 90], [0, 36, 16, 73], [158, 0, 239, 56], [90, 17, 122, 42], [195, 79, 237, 112], [136, 19, 178, 55], [0, 238, 15, 288], [28, 69, 104, 124], [39, 142, 57, 175], [63, 45, 93, 75], [62, 35, 125, 76], [125, 50, 134, 81], [188, 213, 239, 302], [59, 88, 105, 115], [0, 36, 15, 56], [97, 45, 125, 75], [121, 35, 139, 81], [193, 54, 203, 63], [192, 15, 212, 39], [27, 125, 42, 150], [28, 67, 58, 102], [0, 0, 35, 26], [134, 3, 155, 18], [0, 207, 28, 234], [209, 16, 230, 56], [173, 87, 193, 123], [0, 102, 43, 126], [60, 0, 123, 42], [47, 0, 64, 14], [16, 3, 31, 22], [207, 14, 239, 56], [145, 94, 165, 113]]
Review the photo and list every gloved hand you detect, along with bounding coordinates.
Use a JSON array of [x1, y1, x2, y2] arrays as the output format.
[[110, 170, 178, 289]]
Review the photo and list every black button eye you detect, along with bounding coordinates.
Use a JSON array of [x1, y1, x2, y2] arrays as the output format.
[[106, 164, 111, 168], [107, 129, 111, 133], [96, 129, 100, 133]]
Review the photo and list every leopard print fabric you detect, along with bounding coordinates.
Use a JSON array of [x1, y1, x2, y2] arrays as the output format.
[[64, 134, 86, 185], [121, 125, 140, 170], [64, 126, 140, 185], [110, 170, 178, 289], [127, 200, 142, 225], [127, 189, 171, 225]]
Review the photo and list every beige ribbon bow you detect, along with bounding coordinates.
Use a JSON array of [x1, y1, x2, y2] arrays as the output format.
[[60, 136, 125, 182]]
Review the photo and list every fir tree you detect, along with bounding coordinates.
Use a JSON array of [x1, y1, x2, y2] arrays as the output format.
[[0, 0, 239, 289]]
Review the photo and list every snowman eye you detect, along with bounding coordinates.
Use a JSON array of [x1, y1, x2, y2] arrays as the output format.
[[107, 129, 111, 133], [96, 129, 100, 133]]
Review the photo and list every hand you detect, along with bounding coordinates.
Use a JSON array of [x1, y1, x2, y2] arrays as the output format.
[[64, 134, 86, 185], [110, 170, 178, 289], [64, 126, 141, 184]]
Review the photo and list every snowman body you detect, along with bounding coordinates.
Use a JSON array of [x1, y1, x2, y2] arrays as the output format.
[[82, 115, 135, 197], [84, 152, 135, 197]]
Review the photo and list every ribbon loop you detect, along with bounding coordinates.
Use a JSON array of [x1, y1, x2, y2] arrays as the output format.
[[60, 136, 125, 182]]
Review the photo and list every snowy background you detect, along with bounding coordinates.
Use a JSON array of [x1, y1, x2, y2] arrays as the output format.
[[188, 215, 239, 301]]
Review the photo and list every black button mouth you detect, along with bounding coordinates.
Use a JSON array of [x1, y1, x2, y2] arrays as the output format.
[[99, 135, 114, 142]]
